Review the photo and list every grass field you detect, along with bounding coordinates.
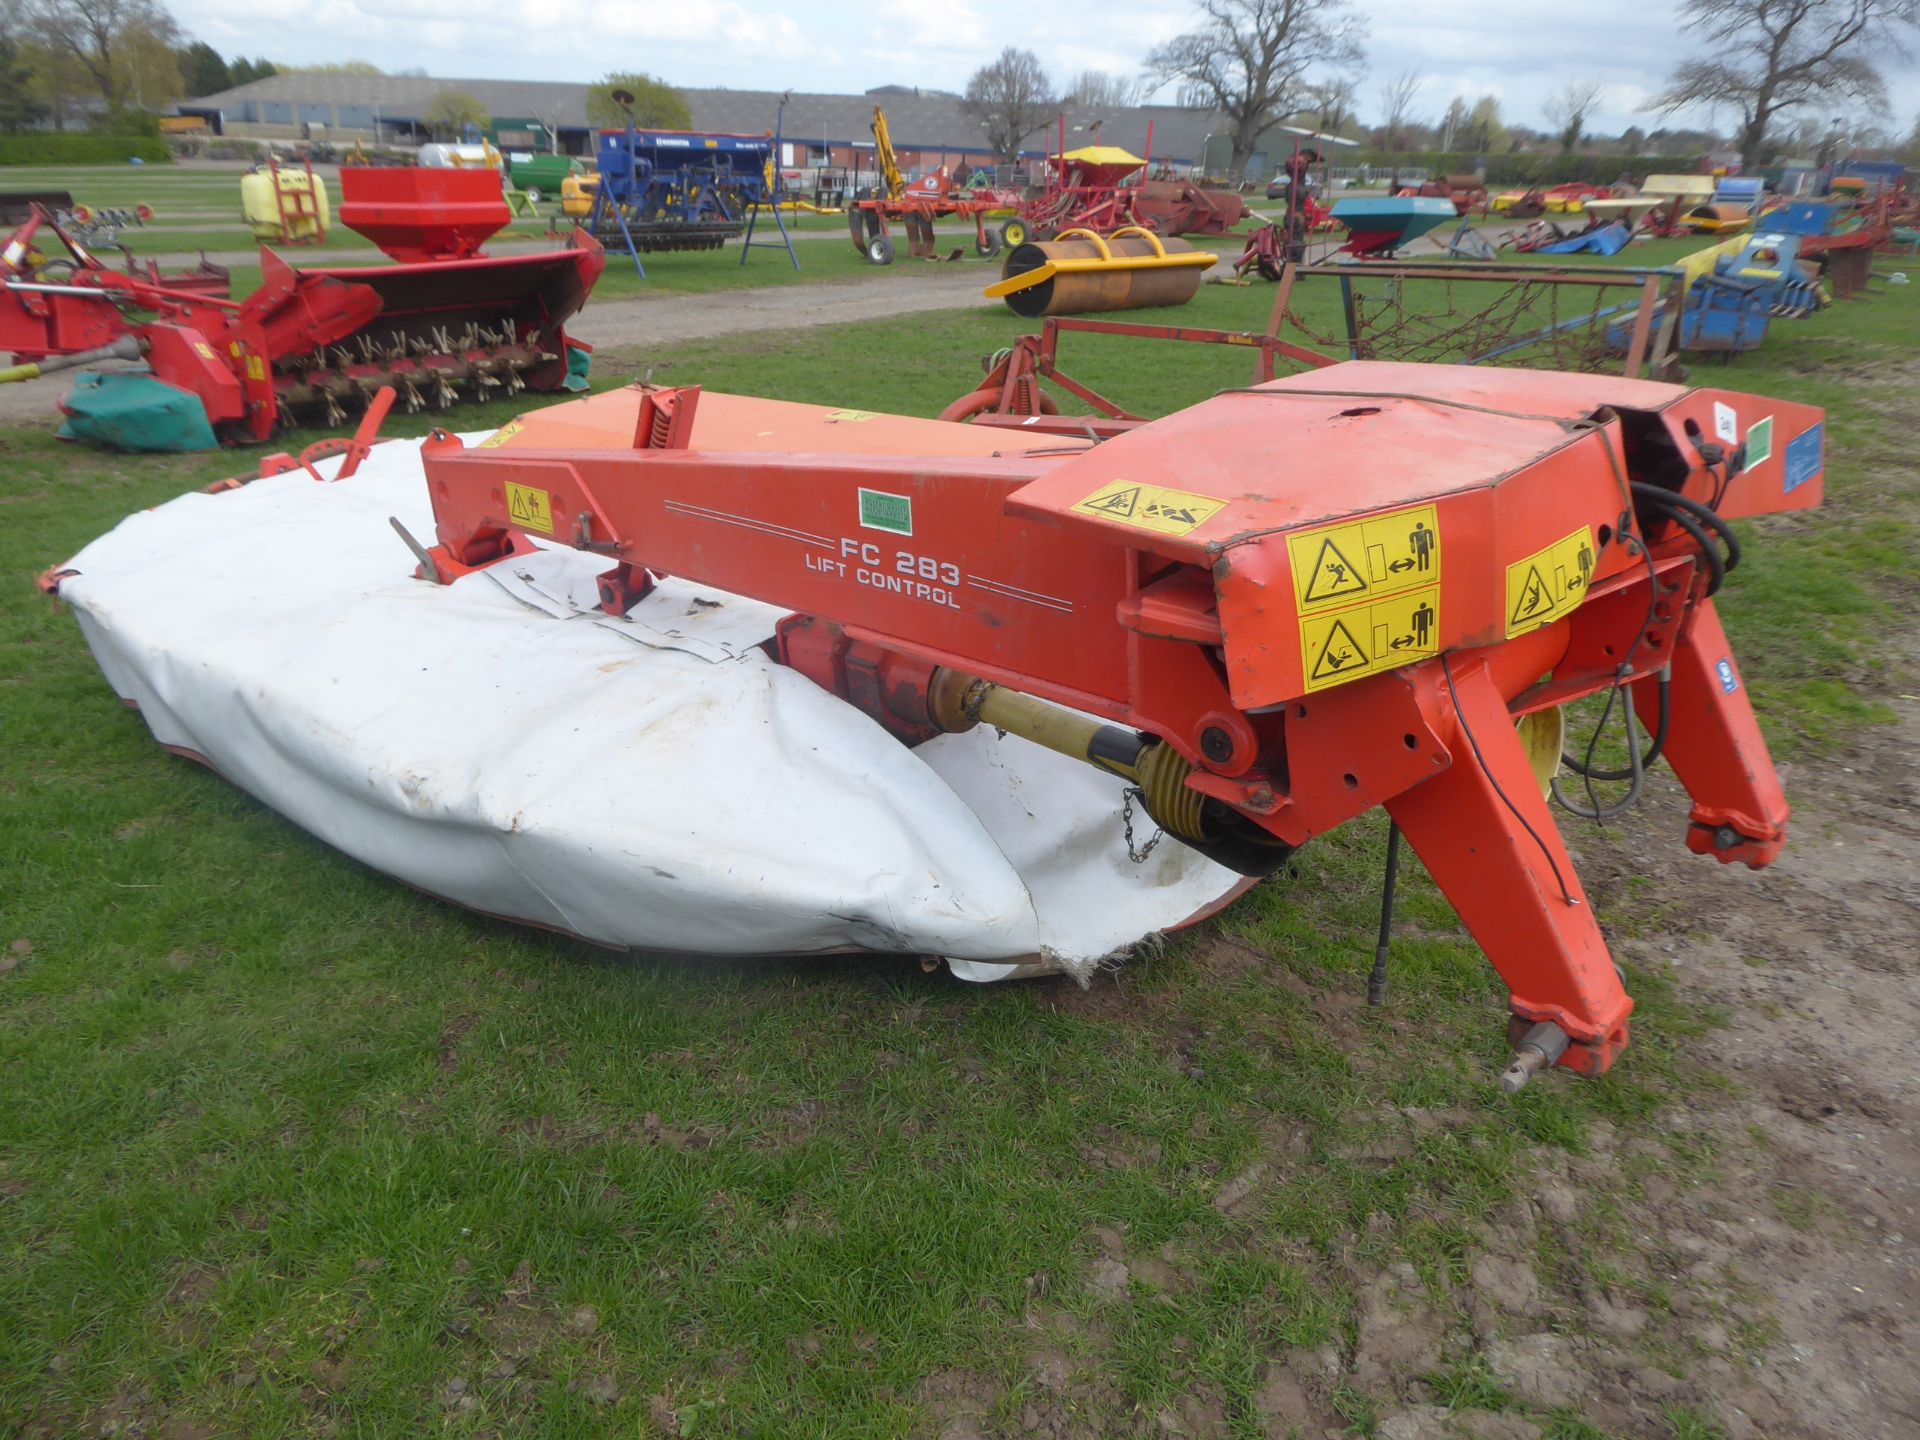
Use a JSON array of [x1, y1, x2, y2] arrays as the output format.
[[1, 187, 1915, 1438]]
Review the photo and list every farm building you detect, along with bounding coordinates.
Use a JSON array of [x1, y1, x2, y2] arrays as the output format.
[[173, 73, 1352, 181]]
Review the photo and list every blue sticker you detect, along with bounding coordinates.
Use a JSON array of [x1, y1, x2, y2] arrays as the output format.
[[1783, 422, 1823, 494], [1715, 658, 1739, 695]]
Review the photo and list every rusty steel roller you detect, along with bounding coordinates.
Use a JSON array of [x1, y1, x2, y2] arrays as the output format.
[[985, 226, 1218, 317]]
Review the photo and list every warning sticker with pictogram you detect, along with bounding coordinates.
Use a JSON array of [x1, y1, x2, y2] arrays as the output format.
[[1072, 479, 1227, 537], [1299, 585, 1442, 692], [1504, 527, 1594, 637], [1286, 504, 1442, 612], [506, 482, 554, 535]]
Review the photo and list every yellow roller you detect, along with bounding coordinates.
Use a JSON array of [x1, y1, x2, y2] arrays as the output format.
[[984, 227, 1218, 317]]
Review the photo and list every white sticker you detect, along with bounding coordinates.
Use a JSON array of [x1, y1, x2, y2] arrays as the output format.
[[1713, 400, 1738, 445]]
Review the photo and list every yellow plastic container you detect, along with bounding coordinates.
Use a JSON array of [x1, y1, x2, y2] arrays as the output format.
[[240, 168, 330, 243], [561, 173, 598, 219]]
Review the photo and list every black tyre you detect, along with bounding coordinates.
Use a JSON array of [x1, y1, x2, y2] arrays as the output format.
[[867, 234, 895, 265], [976, 230, 1002, 259], [999, 218, 1028, 248]]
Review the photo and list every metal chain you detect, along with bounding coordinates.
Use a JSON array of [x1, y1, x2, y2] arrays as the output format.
[[1120, 787, 1164, 865]]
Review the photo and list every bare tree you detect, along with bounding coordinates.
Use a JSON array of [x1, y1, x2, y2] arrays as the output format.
[[25, 0, 177, 110], [1376, 68, 1421, 152], [1061, 69, 1155, 108], [1545, 79, 1606, 152], [1300, 72, 1358, 136], [1439, 95, 1469, 152], [1148, 0, 1368, 172], [964, 47, 1056, 168], [1657, 0, 1919, 168]]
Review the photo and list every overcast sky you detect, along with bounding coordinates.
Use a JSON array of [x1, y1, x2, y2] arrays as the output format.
[[186, 0, 1920, 139]]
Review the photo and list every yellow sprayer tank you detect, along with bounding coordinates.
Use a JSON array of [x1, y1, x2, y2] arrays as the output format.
[[241, 167, 330, 243], [561, 173, 598, 219]]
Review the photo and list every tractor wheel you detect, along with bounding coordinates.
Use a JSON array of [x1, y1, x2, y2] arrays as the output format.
[[976, 230, 1002, 259], [867, 234, 896, 265], [999, 218, 1028, 248], [525, 187, 543, 204]]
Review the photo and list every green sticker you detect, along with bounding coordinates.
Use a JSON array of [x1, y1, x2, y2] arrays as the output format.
[[1745, 415, 1773, 468], [858, 488, 913, 536]]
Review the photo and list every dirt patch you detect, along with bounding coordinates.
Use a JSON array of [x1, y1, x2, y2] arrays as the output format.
[[574, 266, 992, 358], [1551, 664, 1920, 1438]]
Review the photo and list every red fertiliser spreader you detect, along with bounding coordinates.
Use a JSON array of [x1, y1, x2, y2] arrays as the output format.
[[0, 172, 604, 451]]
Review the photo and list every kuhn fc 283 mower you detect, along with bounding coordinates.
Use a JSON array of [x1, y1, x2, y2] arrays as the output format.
[[46, 347, 1820, 1090]]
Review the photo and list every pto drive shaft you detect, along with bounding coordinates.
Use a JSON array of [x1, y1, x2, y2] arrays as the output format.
[[0, 334, 143, 385]]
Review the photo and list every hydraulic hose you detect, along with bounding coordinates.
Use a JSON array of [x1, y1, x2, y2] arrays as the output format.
[[1630, 480, 1742, 575], [1563, 666, 1671, 781], [1656, 506, 1728, 596]]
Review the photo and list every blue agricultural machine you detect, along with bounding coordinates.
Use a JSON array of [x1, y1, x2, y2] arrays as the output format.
[[1608, 232, 1827, 359], [582, 106, 795, 274]]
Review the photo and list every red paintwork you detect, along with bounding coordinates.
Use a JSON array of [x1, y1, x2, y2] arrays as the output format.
[[2, 204, 604, 444], [1132, 180, 1249, 236], [337, 167, 511, 262], [416, 361, 1824, 1082]]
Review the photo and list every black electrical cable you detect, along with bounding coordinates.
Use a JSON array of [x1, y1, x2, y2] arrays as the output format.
[[1563, 667, 1671, 781], [1367, 821, 1401, 1006], [1555, 528, 1663, 823], [1440, 654, 1579, 908], [1553, 668, 1646, 820]]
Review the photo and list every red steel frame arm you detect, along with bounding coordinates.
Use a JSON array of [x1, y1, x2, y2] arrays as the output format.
[[1636, 596, 1790, 866], [1386, 653, 1632, 1073]]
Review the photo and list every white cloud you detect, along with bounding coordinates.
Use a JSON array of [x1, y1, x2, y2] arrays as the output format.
[[178, 0, 1918, 137]]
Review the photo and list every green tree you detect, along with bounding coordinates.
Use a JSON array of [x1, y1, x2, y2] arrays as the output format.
[[423, 87, 488, 140], [584, 72, 690, 129], [287, 59, 381, 74], [23, 0, 182, 109], [0, 30, 47, 129], [1465, 94, 1502, 151], [227, 55, 274, 85], [177, 38, 226, 94]]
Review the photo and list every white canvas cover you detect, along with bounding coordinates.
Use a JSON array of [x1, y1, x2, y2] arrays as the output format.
[[51, 436, 1246, 980]]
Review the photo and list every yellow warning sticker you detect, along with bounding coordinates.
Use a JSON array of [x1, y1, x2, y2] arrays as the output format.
[[506, 482, 554, 534], [1072, 479, 1227, 537], [825, 409, 880, 423], [478, 419, 526, 449], [1300, 586, 1442, 693], [1505, 527, 1595, 637], [1287, 504, 1441, 612]]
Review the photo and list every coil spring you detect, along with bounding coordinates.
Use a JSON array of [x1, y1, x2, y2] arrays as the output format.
[[1131, 742, 1206, 845]]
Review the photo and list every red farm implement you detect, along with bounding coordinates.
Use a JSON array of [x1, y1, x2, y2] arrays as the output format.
[[405, 354, 1823, 1090], [996, 120, 1154, 248], [1130, 178, 1250, 237], [1, 178, 604, 451], [846, 106, 1004, 264]]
